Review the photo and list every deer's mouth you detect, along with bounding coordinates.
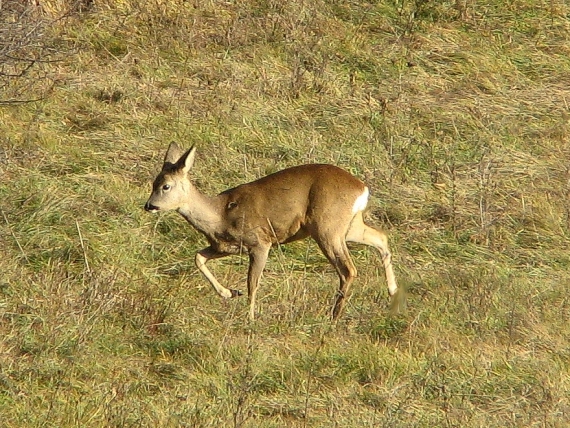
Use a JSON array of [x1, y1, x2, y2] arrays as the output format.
[[144, 202, 160, 213]]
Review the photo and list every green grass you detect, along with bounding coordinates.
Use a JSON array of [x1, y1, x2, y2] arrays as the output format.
[[1, 0, 570, 426]]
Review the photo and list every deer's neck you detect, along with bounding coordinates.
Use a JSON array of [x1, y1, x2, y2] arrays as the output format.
[[177, 184, 225, 239]]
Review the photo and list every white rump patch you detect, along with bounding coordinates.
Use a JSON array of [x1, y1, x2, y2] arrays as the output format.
[[352, 187, 369, 214]]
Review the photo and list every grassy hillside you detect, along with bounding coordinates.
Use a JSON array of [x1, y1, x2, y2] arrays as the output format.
[[1, 0, 569, 426]]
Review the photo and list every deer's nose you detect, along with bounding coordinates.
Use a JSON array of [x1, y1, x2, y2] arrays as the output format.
[[144, 201, 159, 212]]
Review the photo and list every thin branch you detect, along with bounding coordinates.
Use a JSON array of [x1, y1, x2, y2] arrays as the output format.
[[76, 219, 91, 275], [0, 96, 46, 105], [0, 60, 36, 77]]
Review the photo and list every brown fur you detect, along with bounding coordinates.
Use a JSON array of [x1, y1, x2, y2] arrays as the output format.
[[145, 143, 398, 320]]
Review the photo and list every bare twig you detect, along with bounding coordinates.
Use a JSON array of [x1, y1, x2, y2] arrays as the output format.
[[0, 97, 46, 105], [76, 219, 91, 275], [302, 326, 331, 427], [0, 0, 70, 104]]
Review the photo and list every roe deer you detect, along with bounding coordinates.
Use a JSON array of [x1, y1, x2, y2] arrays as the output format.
[[145, 143, 399, 320]]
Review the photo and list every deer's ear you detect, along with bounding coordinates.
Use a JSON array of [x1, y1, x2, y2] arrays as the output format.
[[163, 142, 183, 166], [178, 145, 197, 174]]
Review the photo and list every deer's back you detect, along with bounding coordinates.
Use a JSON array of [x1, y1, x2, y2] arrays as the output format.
[[217, 164, 367, 245]]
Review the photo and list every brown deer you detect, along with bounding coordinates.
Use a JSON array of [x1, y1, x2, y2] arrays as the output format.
[[145, 143, 398, 320]]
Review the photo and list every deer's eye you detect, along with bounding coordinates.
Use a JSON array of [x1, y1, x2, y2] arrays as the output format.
[[162, 184, 171, 191]]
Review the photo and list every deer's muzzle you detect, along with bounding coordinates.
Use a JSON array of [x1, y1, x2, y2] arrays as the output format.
[[144, 201, 160, 212]]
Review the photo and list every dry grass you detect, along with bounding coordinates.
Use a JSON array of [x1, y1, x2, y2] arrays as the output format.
[[1, 0, 570, 426]]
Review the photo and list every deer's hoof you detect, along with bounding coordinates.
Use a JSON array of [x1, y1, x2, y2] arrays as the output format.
[[230, 289, 243, 298]]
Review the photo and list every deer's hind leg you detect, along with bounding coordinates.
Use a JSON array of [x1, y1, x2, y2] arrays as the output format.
[[315, 234, 358, 320], [346, 212, 398, 297]]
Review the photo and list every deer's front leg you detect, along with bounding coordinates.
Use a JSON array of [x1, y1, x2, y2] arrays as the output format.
[[247, 245, 271, 320], [195, 246, 243, 298]]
